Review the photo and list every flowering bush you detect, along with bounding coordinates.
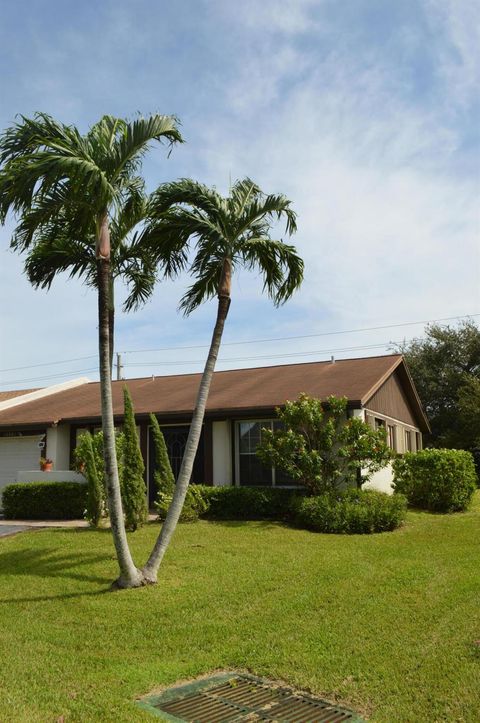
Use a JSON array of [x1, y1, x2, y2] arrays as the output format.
[[257, 394, 392, 494]]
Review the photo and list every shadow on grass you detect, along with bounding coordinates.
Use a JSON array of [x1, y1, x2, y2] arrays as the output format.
[[0, 545, 113, 593], [201, 518, 287, 529]]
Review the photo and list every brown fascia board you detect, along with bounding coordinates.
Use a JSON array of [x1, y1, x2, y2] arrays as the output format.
[[395, 360, 431, 433], [0, 422, 52, 432], [361, 355, 430, 433], [16, 400, 364, 429]]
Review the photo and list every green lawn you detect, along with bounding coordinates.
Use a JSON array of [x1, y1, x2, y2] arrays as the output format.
[[0, 495, 479, 722]]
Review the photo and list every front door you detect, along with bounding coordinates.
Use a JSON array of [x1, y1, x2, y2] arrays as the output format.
[[148, 425, 205, 505]]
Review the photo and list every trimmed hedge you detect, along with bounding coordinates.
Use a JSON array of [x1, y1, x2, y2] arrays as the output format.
[[196, 485, 300, 520], [2, 481, 87, 520], [293, 488, 407, 534], [393, 448, 477, 512]]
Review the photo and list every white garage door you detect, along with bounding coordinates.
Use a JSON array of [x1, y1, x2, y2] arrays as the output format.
[[0, 435, 44, 499]]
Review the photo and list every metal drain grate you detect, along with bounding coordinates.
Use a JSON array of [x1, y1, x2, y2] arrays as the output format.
[[137, 673, 365, 722]]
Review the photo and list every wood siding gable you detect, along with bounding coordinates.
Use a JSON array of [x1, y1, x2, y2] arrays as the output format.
[[365, 370, 419, 427]]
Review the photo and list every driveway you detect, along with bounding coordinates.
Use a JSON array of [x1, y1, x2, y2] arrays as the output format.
[[0, 524, 33, 537]]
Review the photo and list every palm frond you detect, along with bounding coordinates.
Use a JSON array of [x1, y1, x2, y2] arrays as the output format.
[[229, 177, 262, 216], [122, 257, 158, 312], [110, 114, 183, 182], [236, 192, 297, 238], [150, 178, 224, 218], [179, 258, 224, 315], [0, 113, 88, 163], [239, 237, 304, 305], [24, 234, 96, 290]]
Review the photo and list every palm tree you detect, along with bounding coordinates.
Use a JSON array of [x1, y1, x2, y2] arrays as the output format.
[[0, 113, 183, 588], [140, 178, 304, 582]]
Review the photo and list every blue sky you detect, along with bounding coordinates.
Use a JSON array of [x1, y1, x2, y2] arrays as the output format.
[[0, 0, 478, 388]]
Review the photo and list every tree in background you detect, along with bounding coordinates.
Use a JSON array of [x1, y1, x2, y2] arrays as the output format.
[[149, 413, 175, 496], [396, 320, 480, 449], [257, 394, 392, 494], [122, 388, 148, 531]]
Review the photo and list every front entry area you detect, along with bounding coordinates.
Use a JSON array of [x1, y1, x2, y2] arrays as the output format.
[[148, 425, 205, 506]]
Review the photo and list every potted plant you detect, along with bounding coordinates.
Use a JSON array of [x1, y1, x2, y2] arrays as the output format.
[[39, 457, 53, 472]]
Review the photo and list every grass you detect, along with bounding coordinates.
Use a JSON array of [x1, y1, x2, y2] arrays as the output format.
[[0, 495, 479, 722]]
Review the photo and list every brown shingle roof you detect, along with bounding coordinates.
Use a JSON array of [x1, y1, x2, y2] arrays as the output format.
[[0, 354, 421, 428], [0, 388, 39, 403]]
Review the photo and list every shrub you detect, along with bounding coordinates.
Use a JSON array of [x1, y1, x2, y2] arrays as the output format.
[[121, 387, 148, 531], [156, 485, 208, 523], [197, 485, 300, 520], [294, 488, 407, 534], [149, 413, 175, 496], [73, 429, 126, 518], [2, 481, 87, 520], [256, 393, 391, 494], [393, 448, 477, 512], [75, 432, 104, 527]]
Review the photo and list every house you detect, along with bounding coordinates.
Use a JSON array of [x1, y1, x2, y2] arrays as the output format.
[[0, 354, 429, 504]]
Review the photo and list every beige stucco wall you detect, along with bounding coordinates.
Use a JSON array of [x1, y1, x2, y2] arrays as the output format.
[[16, 470, 85, 483], [212, 420, 232, 486], [46, 424, 71, 470], [363, 463, 394, 494]]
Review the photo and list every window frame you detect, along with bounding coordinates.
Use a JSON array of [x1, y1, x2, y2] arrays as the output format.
[[234, 419, 298, 488]]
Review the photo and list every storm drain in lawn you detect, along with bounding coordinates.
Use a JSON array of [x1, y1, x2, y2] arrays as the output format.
[[137, 672, 364, 722]]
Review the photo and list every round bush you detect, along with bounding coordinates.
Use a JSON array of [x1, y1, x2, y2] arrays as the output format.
[[294, 488, 407, 534], [392, 448, 477, 512]]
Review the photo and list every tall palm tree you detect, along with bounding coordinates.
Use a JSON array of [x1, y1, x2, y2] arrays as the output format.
[[141, 178, 304, 582], [0, 113, 183, 588]]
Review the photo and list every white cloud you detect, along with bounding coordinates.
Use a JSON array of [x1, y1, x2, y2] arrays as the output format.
[[427, 0, 480, 108]]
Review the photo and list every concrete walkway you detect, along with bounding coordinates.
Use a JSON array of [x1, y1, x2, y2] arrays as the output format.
[[0, 514, 157, 537], [0, 518, 89, 537]]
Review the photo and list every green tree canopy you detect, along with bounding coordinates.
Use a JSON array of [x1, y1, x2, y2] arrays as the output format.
[[395, 320, 480, 448]]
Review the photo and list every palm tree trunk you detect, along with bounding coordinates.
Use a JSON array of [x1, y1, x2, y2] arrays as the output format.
[[142, 260, 232, 582], [97, 257, 143, 589], [108, 274, 114, 380]]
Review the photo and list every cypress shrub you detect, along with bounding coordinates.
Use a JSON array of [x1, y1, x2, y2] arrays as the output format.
[[393, 448, 477, 512], [75, 431, 104, 526], [149, 413, 175, 495], [121, 387, 148, 531], [2, 481, 87, 520]]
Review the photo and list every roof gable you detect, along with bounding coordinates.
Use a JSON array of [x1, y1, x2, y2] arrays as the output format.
[[363, 358, 430, 432]]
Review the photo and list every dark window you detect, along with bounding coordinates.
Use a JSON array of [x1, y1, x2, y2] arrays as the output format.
[[387, 424, 396, 450], [148, 424, 205, 505], [236, 420, 297, 487], [405, 429, 413, 451]]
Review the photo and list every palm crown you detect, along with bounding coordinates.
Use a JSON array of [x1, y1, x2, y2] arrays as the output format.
[[0, 113, 184, 309], [144, 177, 304, 314]]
